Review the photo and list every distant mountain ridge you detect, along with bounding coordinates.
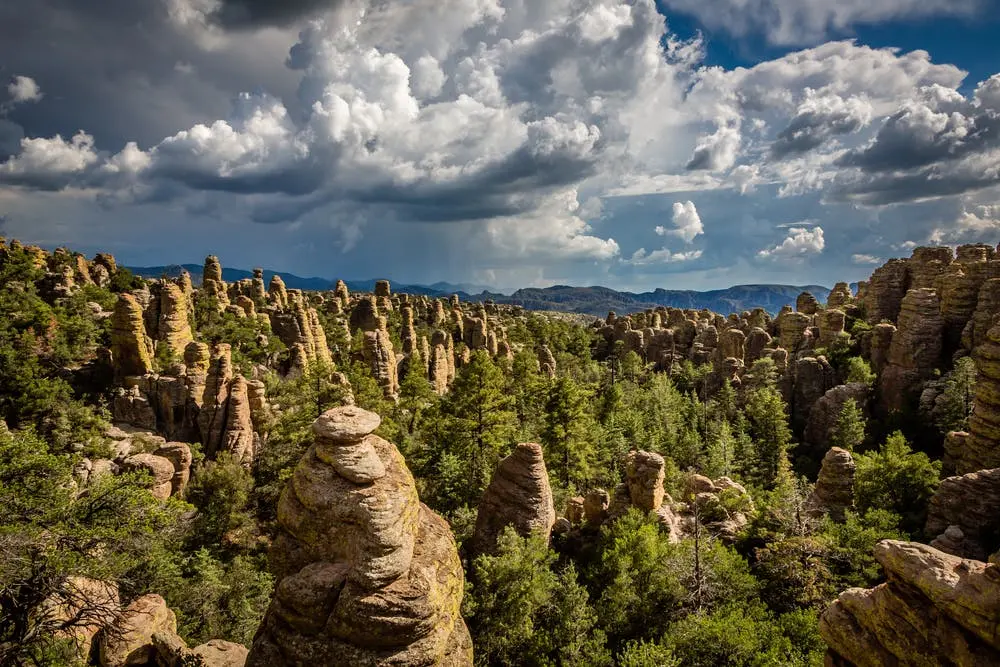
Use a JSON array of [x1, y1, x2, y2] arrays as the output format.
[[126, 264, 830, 317]]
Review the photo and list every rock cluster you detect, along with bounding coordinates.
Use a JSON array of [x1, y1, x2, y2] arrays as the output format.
[[820, 540, 1000, 666], [925, 467, 1000, 561], [471, 442, 556, 555], [248, 406, 472, 666], [96, 593, 247, 667]]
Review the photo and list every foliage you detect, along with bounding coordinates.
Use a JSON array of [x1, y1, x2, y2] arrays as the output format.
[[854, 431, 941, 536], [830, 398, 866, 451], [932, 356, 977, 434], [466, 527, 610, 667], [0, 427, 188, 665]]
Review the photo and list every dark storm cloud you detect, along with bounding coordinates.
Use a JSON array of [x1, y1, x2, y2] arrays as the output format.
[[837, 106, 1000, 172], [770, 97, 871, 158], [211, 0, 347, 28], [0, 0, 297, 150]]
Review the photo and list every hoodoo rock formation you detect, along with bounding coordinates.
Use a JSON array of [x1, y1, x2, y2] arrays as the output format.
[[961, 323, 1000, 473], [878, 288, 943, 415], [248, 406, 472, 666], [111, 294, 154, 379], [471, 443, 556, 555], [806, 447, 855, 521]]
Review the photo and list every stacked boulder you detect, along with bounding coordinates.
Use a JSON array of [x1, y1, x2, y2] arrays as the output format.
[[248, 406, 472, 665]]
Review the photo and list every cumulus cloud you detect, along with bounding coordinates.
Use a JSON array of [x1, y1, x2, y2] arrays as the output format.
[[757, 226, 825, 259], [929, 204, 1000, 243], [770, 90, 872, 157], [852, 253, 882, 265], [628, 247, 703, 265], [655, 200, 704, 243], [7, 76, 42, 104], [660, 0, 978, 45]]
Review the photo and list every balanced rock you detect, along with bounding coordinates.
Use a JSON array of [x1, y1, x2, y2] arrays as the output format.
[[472, 443, 556, 555], [248, 406, 472, 666]]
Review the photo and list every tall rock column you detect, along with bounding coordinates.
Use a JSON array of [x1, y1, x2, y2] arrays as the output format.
[[878, 288, 943, 415], [248, 406, 472, 666], [957, 323, 1000, 473], [471, 443, 556, 555], [111, 294, 155, 380], [156, 283, 194, 361]]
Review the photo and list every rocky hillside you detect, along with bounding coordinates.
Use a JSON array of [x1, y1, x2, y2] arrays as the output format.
[[128, 263, 831, 317], [4, 236, 1000, 667]]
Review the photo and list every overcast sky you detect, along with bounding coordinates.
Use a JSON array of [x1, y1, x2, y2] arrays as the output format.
[[2, 0, 1000, 291]]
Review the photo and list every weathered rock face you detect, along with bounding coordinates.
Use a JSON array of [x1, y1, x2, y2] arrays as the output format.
[[154, 443, 193, 496], [349, 296, 380, 333], [270, 300, 333, 367], [779, 312, 812, 352], [827, 283, 853, 309], [817, 309, 846, 346], [792, 356, 836, 436], [806, 447, 855, 521], [796, 292, 819, 315], [959, 324, 1000, 474], [804, 383, 870, 453], [583, 489, 610, 526], [472, 443, 556, 555], [111, 294, 155, 379], [199, 345, 234, 455], [869, 323, 896, 376], [908, 245, 953, 290], [157, 283, 194, 360], [222, 376, 257, 465], [203, 256, 223, 285], [879, 288, 943, 415], [363, 325, 399, 399], [625, 450, 666, 512], [428, 330, 451, 396], [248, 406, 472, 666], [100, 594, 178, 667], [964, 278, 1000, 352], [269, 275, 288, 309], [820, 540, 1000, 666], [925, 468, 1000, 561], [938, 265, 982, 355], [864, 258, 909, 324]]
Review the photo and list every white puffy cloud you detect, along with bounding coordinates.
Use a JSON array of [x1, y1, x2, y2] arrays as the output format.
[[660, 0, 978, 45], [628, 247, 703, 265], [852, 253, 882, 265], [757, 225, 825, 259], [655, 200, 704, 243], [0, 132, 98, 189], [7, 75, 42, 104]]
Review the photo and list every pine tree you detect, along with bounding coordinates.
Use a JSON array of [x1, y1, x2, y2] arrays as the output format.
[[830, 398, 866, 451], [441, 350, 515, 503], [541, 376, 595, 489], [744, 386, 793, 488]]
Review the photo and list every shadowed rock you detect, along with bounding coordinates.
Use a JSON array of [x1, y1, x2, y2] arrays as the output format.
[[471, 443, 556, 555]]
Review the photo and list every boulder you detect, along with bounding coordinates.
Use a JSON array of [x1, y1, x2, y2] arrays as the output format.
[[99, 594, 177, 667], [625, 450, 666, 512]]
